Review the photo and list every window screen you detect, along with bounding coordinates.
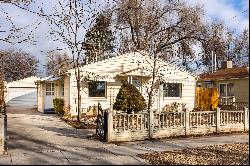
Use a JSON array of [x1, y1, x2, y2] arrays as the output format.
[[163, 83, 182, 97], [89, 81, 106, 97]]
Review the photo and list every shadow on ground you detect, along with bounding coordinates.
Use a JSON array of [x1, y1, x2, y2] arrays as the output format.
[[6, 130, 114, 165]]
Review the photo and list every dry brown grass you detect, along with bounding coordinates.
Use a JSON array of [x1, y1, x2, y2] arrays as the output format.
[[138, 143, 249, 165]]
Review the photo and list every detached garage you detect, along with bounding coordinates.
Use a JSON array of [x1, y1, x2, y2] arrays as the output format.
[[5, 76, 40, 106]]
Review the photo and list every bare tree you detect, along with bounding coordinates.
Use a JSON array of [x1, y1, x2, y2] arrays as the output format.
[[232, 29, 249, 66], [0, 49, 38, 82], [0, 0, 42, 44], [114, 0, 207, 111], [9, 0, 107, 121], [45, 51, 73, 76], [201, 21, 249, 69]]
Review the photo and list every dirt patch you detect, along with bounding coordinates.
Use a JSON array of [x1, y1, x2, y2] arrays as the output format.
[[138, 143, 249, 165], [60, 115, 97, 129], [66, 121, 96, 129]]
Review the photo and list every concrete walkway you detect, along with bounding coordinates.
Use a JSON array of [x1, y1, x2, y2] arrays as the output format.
[[0, 96, 249, 165]]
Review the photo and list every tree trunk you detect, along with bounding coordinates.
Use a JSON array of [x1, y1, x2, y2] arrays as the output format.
[[74, 57, 81, 122], [77, 78, 81, 122], [147, 55, 157, 112]]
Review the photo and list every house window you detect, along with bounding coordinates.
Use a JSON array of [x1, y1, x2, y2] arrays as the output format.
[[163, 83, 182, 97], [220, 83, 234, 97], [227, 83, 234, 96], [89, 81, 106, 97], [196, 83, 202, 87], [46, 83, 54, 96], [62, 83, 64, 97], [205, 82, 216, 88], [132, 78, 141, 91]]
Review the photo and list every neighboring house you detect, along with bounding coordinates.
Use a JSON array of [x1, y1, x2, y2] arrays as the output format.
[[5, 76, 41, 105], [36, 51, 197, 115], [197, 61, 249, 105]]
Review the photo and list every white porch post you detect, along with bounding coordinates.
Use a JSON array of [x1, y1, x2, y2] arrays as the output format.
[[185, 109, 190, 136], [216, 107, 221, 133], [106, 109, 113, 142], [244, 107, 249, 131]]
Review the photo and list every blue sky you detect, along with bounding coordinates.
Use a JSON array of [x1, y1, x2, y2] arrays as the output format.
[[0, 0, 249, 75]]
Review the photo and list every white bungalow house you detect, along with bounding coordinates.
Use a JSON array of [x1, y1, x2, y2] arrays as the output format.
[[36, 51, 197, 114]]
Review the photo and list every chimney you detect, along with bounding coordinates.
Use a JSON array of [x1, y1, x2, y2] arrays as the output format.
[[221, 61, 233, 69]]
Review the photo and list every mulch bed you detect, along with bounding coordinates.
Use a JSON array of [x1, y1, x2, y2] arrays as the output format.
[[137, 143, 249, 165], [60, 115, 97, 129], [66, 121, 96, 129]]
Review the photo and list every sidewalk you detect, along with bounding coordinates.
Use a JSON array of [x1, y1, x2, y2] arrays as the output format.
[[0, 133, 248, 165], [104, 133, 249, 156]]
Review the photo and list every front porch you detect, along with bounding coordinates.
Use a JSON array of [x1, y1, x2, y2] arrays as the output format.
[[219, 96, 249, 110], [35, 75, 69, 113]]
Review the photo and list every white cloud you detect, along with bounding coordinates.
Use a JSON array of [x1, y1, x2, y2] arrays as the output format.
[[185, 0, 249, 32], [0, 0, 249, 75]]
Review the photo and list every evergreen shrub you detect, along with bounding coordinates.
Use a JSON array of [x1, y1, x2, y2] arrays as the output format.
[[113, 81, 147, 114], [53, 98, 64, 115]]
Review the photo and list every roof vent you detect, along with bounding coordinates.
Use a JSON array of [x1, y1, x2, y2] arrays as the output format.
[[221, 61, 233, 69]]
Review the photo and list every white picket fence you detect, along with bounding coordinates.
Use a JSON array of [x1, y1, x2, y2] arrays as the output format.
[[105, 107, 249, 142]]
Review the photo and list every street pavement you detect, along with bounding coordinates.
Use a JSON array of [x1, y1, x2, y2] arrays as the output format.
[[0, 95, 249, 165]]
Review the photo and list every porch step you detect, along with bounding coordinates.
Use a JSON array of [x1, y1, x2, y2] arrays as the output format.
[[44, 108, 55, 114]]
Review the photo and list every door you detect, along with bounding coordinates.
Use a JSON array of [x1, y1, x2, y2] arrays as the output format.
[[44, 83, 55, 111]]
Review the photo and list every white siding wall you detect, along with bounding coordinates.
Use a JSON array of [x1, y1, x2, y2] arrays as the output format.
[[64, 75, 70, 106], [37, 82, 44, 113], [140, 75, 196, 111], [67, 52, 197, 115], [69, 75, 78, 115], [69, 75, 123, 115]]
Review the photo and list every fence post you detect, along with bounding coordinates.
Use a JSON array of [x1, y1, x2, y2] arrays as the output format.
[[106, 109, 113, 142], [184, 109, 190, 137], [243, 107, 249, 131], [149, 109, 154, 139], [1, 113, 7, 152], [216, 107, 220, 133]]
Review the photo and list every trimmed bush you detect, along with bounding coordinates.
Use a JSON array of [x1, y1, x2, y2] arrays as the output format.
[[162, 102, 186, 112], [113, 81, 147, 114], [53, 98, 64, 115]]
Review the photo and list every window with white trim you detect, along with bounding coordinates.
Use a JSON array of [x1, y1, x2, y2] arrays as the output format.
[[132, 77, 141, 90], [89, 81, 106, 97], [163, 83, 182, 97], [205, 82, 216, 88], [46, 83, 54, 96], [219, 83, 234, 97]]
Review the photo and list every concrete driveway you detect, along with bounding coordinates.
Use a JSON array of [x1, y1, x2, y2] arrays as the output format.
[[0, 95, 249, 165], [1, 95, 147, 165]]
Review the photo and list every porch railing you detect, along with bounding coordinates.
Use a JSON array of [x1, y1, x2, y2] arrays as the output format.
[[219, 96, 235, 106]]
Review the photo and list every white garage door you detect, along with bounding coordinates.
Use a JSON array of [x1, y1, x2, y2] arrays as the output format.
[[7, 87, 37, 106]]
